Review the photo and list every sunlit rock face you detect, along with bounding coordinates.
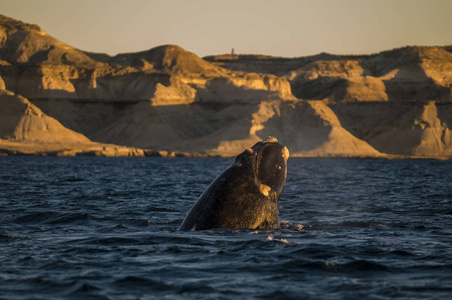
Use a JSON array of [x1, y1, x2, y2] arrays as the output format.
[[206, 46, 452, 103], [0, 15, 294, 104], [328, 101, 452, 157], [1, 14, 451, 158], [0, 90, 91, 143]]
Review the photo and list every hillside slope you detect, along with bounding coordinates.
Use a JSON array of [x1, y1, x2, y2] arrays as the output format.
[[0, 14, 451, 158], [0, 90, 90, 143], [206, 46, 452, 103]]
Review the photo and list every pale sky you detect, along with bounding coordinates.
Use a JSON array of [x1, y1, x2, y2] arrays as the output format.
[[1, 0, 451, 58]]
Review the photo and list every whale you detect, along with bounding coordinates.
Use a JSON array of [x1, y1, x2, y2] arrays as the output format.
[[179, 137, 289, 230]]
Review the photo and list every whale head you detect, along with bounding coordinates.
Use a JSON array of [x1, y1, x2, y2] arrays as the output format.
[[234, 136, 289, 201]]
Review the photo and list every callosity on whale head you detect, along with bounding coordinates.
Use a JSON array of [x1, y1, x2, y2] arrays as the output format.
[[179, 137, 289, 230]]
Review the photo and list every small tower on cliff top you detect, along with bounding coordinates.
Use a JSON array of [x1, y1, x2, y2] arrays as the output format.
[[230, 48, 238, 60]]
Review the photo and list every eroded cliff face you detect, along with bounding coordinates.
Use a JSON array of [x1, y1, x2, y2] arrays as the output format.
[[0, 15, 294, 105], [0, 90, 90, 143], [1, 14, 451, 158], [254, 101, 382, 157], [73, 99, 379, 157], [0, 90, 146, 156], [329, 101, 452, 157], [207, 46, 452, 103]]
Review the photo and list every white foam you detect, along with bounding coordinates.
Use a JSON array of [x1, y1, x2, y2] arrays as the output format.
[[266, 234, 299, 245], [280, 220, 306, 232]]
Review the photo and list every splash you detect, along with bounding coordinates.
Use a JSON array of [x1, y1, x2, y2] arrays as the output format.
[[266, 235, 299, 245]]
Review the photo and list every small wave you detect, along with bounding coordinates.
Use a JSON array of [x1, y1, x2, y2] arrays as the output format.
[[80, 236, 143, 246], [97, 223, 130, 233], [442, 209, 452, 215], [47, 212, 94, 225], [61, 246, 113, 255], [11, 211, 98, 225], [305, 220, 388, 231], [324, 260, 391, 272], [12, 211, 59, 224], [39, 259, 73, 271], [256, 290, 300, 299], [280, 220, 308, 232], [0, 234, 31, 240], [67, 282, 107, 299], [281, 259, 391, 273], [389, 249, 415, 257], [338, 221, 388, 229], [145, 206, 180, 212], [266, 235, 299, 245], [177, 282, 216, 295], [26, 276, 77, 290], [150, 183, 176, 188], [58, 176, 85, 183], [114, 276, 172, 291]]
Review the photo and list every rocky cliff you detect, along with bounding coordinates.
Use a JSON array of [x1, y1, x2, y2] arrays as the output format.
[[0, 89, 146, 156], [0, 14, 451, 158], [206, 48, 452, 158], [206, 46, 452, 103]]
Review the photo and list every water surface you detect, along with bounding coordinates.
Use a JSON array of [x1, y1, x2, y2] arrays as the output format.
[[1, 157, 451, 299]]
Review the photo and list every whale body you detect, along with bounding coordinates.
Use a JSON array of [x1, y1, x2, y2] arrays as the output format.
[[179, 137, 289, 230]]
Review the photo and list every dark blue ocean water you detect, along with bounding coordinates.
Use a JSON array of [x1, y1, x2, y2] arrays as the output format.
[[0, 157, 451, 299]]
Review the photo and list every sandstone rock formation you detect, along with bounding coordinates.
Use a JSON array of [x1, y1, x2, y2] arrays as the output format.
[[207, 47, 452, 158], [0, 89, 89, 143], [206, 46, 452, 103], [0, 14, 293, 104], [1, 14, 451, 158], [85, 99, 381, 157], [329, 101, 452, 157], [0, 89, 144, 156]]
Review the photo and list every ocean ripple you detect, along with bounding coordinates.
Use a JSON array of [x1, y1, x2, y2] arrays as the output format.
[[0, 157, 451, 299]]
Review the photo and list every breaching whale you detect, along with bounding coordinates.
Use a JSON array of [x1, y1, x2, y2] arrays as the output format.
[[179, 137, 289, 230]]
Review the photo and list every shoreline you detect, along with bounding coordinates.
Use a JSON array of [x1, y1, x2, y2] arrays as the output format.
[[1, 146, 450, 160]]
